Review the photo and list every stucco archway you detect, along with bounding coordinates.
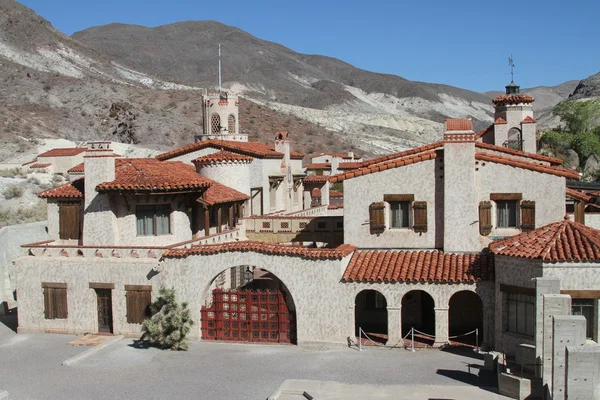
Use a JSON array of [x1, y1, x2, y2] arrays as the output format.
[[448, 290, 483, 346], [200, 266, 297, 344], [354, 289, 388, 344], [402, 290, 435, 337]]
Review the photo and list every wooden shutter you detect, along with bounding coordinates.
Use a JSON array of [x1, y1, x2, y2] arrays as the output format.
[[59, 202, 81, 240], [521, 201, 536, 232], [479, 201, 492, 236], [126, 286, 152, 324], [369, 202, 386, 235], [413, 201, 428, 233], [43, 285, 68, 319]]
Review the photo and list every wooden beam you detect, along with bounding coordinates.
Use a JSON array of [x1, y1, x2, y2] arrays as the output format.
[[217, 205, 222, 233], [205, 208, 210, 236], [574, 200, 586, 224], [561, 290, 600, 299], [125, 284, 152, 292], [491, 193, 523, 201], [41, 282, 67, 289], [89, 282, 115, 290]]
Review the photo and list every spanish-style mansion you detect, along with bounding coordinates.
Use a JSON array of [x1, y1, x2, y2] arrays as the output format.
[[15, 86, 600, 398]]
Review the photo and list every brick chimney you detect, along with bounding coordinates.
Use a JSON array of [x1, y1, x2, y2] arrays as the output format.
[[442, 119, 480, 252], [83, 142, 117, 245]]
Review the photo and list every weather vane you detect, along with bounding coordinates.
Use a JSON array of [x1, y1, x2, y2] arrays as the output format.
[[508, 55, 515, 83]]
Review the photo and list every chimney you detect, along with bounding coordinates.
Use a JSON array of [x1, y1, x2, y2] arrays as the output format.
[[442, 119, 480, 252], [348, 150, 354, 159], [83, 142, 117, 245], [275, 131, 290, 166]]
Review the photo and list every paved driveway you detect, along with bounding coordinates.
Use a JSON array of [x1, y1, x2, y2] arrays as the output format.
[[0, 319, 497, 400]]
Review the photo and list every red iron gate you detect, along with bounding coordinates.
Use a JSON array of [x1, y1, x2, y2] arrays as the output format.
[[201, 288, 296, 344]]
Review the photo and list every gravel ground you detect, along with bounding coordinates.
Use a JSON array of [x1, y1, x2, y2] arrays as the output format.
[[0, 320, 492, 400]]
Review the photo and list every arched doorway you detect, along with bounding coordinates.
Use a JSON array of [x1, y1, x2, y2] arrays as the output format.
[[448, 291, 483, 346], [354, 290, 388, 344], [201, 266, 297, 344], [506, 127, 522, 150], [402, 290, 435, 339]]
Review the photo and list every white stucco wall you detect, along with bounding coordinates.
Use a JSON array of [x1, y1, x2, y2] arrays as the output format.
[[197, 161, 251, 196], [343, 158, 442, 249], [38, 153, 84, 175]]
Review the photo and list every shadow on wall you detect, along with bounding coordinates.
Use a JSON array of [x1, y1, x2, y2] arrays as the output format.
[[0, 306, 18, 333]]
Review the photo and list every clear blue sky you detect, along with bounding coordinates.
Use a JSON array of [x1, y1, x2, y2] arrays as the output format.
[[20, 0, 599, 92]]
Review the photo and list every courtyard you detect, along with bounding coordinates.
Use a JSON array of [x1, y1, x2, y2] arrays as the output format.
[[0, 314, 507, 400]]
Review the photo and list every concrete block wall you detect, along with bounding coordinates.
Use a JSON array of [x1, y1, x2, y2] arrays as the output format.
[[566, 345, 600, 400], [542, 294, 571, 390], [552, 315, 587, 400]]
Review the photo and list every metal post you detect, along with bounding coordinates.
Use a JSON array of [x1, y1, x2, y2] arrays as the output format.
[[410, 327, 415, 352], [359, 327, 363, 352]]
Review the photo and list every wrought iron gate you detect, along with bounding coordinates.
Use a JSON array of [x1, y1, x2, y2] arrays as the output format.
[[201, 288, 295, 344]]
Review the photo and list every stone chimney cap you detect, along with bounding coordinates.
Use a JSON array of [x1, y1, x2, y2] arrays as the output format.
[[86, 141, 112, 151], [444, 118, 473, 132]]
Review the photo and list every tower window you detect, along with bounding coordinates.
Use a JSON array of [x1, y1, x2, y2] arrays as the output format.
[[505, 128, 522, 151], [211, 114, 221, 135], [228, 114, 236, 134]]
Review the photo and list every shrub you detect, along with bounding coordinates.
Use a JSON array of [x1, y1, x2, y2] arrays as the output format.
[[0, 168, 24, 178], [3, 185, 24, 199], [0, 201, 47, 228], [142, 287, 193, 351]]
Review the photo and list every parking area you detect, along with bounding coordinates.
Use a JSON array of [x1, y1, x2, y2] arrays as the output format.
[[0, 317, 499, 400]]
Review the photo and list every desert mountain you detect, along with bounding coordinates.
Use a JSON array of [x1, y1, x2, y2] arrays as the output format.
[[568, 71, 600, 101], [73, 21, 496, 153], [0, 0, 352, 163], [484, 80, 579, 114]]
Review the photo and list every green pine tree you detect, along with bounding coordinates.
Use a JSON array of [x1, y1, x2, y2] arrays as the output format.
[[142, 287, 193, 351]]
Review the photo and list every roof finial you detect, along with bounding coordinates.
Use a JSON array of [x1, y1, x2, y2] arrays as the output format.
[[564, 214, 571, 221], [508, 55, 515, 84]]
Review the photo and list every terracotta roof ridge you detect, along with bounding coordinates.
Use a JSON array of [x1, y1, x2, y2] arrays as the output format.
[[566, 188, 593, 203], [475, 152, 579, 180], [475, 142, 563, 165], [541, 222, 568, 260]]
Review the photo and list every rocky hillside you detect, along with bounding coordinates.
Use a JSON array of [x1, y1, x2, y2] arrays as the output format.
[[73, 21, 496, 153], [0, 0, 353, 163], [568, 71, 600, 101]]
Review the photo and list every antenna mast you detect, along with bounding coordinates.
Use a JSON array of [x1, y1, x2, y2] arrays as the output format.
[[218, 43, 222, 93], [508, 55, 515, 83]]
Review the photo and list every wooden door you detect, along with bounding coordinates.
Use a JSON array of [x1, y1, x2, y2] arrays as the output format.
[[58, 202, 81, 241], [95, 289, 113, 334]]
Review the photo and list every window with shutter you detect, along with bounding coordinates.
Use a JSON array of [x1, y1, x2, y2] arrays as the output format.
[[521, 201, 535, 232], [125, 285, 152, 324], [369, 202, 386, 235], [479, 201, 492, 236], [42, 283, 68, 319], [413, 201, 427, 233]]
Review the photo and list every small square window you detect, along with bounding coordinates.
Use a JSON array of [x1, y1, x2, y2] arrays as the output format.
[[136, 204, 171, 236], [496, 201, 518, 228], [390, 201, 410, 228]]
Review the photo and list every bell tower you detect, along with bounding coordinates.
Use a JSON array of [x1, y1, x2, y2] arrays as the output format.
[[197, 91, 245, 142], [489, 57, 537, 153]]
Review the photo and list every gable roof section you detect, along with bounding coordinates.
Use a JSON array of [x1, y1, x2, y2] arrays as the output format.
[[67, 163, 84, 173], [475, 152, 579, 180], [164, 241, 356, 259], [155, 140, 304, 161], [329, 151, 438, 183], [192, 151, 254, 165], [38, 178, 84, 199], [304, 163, 331, 170], [475, 124, 494, 140], [341, 141, 444, 171], [201, 182, 250, 205], [566, 188, 593, 203], [343, 250, 494, 283], [490, 219, 600, 262], [97, 159, 212, 193], [38, 148, 86, 157], [30, 163, 52, 169], [522, 116, 536, 124], [475, 142, 563, 165]]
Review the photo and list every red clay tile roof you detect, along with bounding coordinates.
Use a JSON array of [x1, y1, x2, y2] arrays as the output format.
[[311, 188, 321, 197], [328, 204, 344, 210], [343, 250, 494, 283], [97, 159, 212, 193], [155, 140, 304, 161], [521, 116, 536, 124], [494, 117, 507, 124], [67, 163, 84, 173], [303, 175, 330, 183], [490, 219, 600, 262], [475, 142, 563, 165], [192, 151, 254, 165], [330, 190, 343, 197], [38, 179, 84, 199], [475, 152, 579, 180], [304, 163, 331, 169], [338, 162, 362, 170], [22, 160, 36, 166], [311, 188, 343, 198], [445, 118, 473, 131], [38, 148, 86, 157], [163, 241, 357, 259], [475, 124, 494, 140], [329, 151, 438, 183], [345, 142, 444, 170], [565, 188, 593, 203], [202, 182, 250, 205], [30, 163, 52, 169], [492, 94, 535, 105]]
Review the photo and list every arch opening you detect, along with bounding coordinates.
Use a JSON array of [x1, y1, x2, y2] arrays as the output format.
[[201, 266, 297, 344], [227, 114, 236, 134], [402, 290, 435, 345], [448, 290, 483, 346], [354, 289, 388, 345], [505, 127, 523, 150]]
